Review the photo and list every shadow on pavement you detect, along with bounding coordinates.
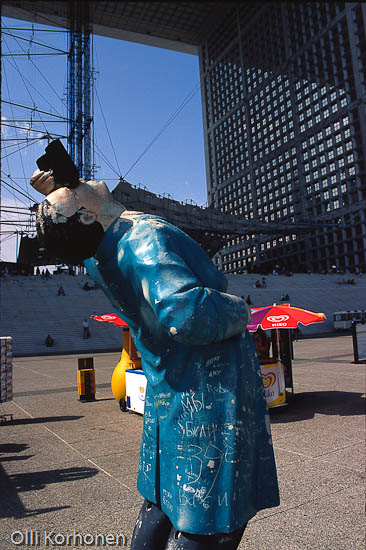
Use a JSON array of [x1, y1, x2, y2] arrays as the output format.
[[0, 443, 99, 518], [4, 466, 100, 492], [270, 390, 365, 422], [0, 443, 33, 463], [4, 415, 84, 425], [92, 397, 116, 402]]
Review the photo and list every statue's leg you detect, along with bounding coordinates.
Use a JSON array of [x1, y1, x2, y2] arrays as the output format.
[[130, 499, 172, 550]]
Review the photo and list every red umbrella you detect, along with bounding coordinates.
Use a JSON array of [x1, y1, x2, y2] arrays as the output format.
[[90, 313, 128, 327], [248, 303, 326, 332], [248, 304, 326, 397]]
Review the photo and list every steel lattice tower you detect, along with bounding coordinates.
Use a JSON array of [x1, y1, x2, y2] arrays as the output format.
[[67, 2, 94, 181]]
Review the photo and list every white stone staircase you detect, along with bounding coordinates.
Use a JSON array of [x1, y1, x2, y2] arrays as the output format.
[[0, 273, 123, 356], [226, 272, 365, 336], [0, 271, 364, 356]]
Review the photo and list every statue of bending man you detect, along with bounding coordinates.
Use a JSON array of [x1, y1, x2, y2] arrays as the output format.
[[31, 159, 279, 550]]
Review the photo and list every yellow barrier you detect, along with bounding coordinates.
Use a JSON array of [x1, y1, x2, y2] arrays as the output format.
[[77, 357, 96, 402]]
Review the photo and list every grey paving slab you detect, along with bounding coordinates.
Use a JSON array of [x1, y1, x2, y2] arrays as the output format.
[[274, 429, 358, 459], [242, 485, 365, 550], [94, 451, 140, 481], [272, 446, 311, 469], [0, 440, 82, 474], [68, 434, 141, 458], [311, 442, 365, 473], [0, 335, 364, 550]]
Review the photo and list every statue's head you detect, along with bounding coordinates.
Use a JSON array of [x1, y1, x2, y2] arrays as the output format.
[[31, 169, 124, 264]]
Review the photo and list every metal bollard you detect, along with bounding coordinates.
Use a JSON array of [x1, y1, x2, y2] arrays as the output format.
[[77, 357, 96, 401]]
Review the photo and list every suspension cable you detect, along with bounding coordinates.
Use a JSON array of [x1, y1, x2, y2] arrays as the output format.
[[0, 177, 37, 203], [94, 87, 122, 176], [123, 82, 201, 179]]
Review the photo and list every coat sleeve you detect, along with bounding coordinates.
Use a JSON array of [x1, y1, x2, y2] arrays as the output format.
[[124, 223, 251, 346]]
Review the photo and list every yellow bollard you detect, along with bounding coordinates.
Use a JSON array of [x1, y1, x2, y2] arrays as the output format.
[[111, 329, 141, 411], [77, 357, 96, 402]]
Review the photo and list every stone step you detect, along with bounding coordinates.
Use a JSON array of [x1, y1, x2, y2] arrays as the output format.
[[1, 272, 364, 356]]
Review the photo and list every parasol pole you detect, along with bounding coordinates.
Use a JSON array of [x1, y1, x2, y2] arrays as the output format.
[[274, 304, 286, 394], [276, 327, 285, 394], [276, 327, 281, 365], [273, 304, 282, 372]]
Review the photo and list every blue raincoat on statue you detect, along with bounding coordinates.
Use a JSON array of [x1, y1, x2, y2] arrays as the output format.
[[84, 212, 279, 535]]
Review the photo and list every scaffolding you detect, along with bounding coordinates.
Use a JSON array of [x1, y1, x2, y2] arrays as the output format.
[[67, 1, 94, 181]]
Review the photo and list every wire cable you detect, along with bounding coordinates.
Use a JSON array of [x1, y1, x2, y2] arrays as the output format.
[[93, 142, 121, 178], [1, 169, 37, 201], [0, 177, 37, 203], [1, 30, 67, 54], [1, 137, 45, 161], [2, 100, 68, 120], [2, 31, 67, 109], [2, 55, 66, 117], [94, 86, 122, 176], [1, 21, 67, 245], [2, 56, 33, 199], [123, 82, 201, 179]]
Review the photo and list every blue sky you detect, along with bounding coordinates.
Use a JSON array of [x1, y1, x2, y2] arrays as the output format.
[[1, 16, 207, 262]]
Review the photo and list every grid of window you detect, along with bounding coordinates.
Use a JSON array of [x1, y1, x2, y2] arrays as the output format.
[[288, 8, 357, 101], [206, 50, 242, 125], [295, 81, 348, 133], [352, 4, 366, 89], [217, 173, 252, 217], [239, 4, 287, 74], [252, 147, 298, 222], [249, 75, 293, 161], [205, 10, 238, 68], [302, 115, 356, 215], [212, 106, 249, 183], [202, 3, 365, 274], [287, 3, 345, 56]]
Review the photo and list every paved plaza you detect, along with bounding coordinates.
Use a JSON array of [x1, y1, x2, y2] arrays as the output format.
[[0, 335, 364, 549]]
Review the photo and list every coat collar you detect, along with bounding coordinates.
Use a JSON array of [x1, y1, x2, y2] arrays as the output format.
[[94, 214, 133, 263]]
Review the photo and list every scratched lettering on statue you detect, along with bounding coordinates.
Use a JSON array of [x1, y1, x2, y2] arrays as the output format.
[[179, 491, 229, 508], [176, 441, 230, 509], [144, 411, 155, 424], [208, 369, 222, 378], [205, 355, 221, 367], [162, 488, 173, 511], [181, 391, 206, 418], [155, 399, 170, 407], [141, 460, 152, 479], [176, 419, 244, 443], [218, 492, 228, 506], [155, 392, 171, 400], [184, 421, 220, 441], [162, 495, 173, 511], [206, 382, 230, 394]]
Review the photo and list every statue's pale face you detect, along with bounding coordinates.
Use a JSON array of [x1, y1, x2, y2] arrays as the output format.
[[45, 180, 113, 226], [35, 180, 124, 264]]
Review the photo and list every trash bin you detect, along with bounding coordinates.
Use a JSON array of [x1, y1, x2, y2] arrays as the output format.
[[77, 357, 95, 402]]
